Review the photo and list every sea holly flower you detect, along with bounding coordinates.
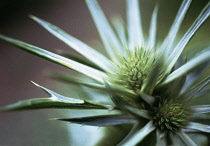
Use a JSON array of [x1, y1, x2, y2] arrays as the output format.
[[0, 0, 210, 145]]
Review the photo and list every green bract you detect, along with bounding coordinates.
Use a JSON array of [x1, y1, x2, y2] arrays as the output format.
[[1, 0, 210, 145]]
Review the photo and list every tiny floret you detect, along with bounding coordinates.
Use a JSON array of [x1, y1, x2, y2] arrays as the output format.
[[151, 97, 189, 132]]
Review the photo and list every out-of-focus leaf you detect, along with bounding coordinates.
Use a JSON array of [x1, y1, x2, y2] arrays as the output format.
[[96, 125, 132, 146], [183, 76, 210, 100], [181, 61, 210, 94], [0, 82, 109, 111], [53, 114, 137, 126], [50, 72, 105, 89], [111, 16, 127, 46], [52, 74, 135, 99]]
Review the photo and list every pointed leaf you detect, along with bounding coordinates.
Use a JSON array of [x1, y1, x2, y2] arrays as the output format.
[[51, 72, 105, 90], [111, 16, 127, 47], [58, 50, 102, 71], [125, 106, 151, 119], [31, 15, 112, 72], [162, 49, 210, 85], [187, 122, 210, 133], [169, 133, 182, 145], [53, 114, 137, 126], [190, 112, 210, 120], [104, 81, 150, 119], [137, 92, 155, 106], [119, 121, 155, 145], [148, 5, 158, 48], [180, 61, 210, 94], [167, 2, 210, 72], [0, 34, 106, 83], [104, 81, 134, 109], [0, 82, 108, 111], [190, 105, 210, 114], [192, 89, 210, 100], [176, 131, 197, 146], [141, 59, 163, 94], [164, 71, 186, 97], [85, 0, 122, 60], [182, 129, 197, 132], [183, 76, 210, 100], [160, 0, 192, 55], [127, 0, 144, 49], [156, 130, 166, 146]]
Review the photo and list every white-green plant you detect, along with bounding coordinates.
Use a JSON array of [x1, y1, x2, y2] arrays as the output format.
[[1, 0, 210, 145]]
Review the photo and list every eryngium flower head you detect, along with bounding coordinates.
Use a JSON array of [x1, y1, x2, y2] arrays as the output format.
[[0, 0, 210, 145]]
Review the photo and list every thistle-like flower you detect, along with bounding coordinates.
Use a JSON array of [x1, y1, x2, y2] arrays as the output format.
[[1, 0, 210, 145]]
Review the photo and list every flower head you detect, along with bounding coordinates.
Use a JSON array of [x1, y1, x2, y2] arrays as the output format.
[[0, 0, 210, 145]]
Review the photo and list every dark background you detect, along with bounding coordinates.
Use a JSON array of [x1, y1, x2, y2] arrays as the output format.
[[0, 0, 209, 145]]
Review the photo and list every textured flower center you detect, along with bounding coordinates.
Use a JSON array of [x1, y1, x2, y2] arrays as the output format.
[[109, 46, 156, 92], [151, 98, 189, 132]]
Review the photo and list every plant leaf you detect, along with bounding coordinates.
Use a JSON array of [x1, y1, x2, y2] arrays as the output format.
[[104, 81, 150, 119], [148, 5, 158, 48], [156, 130, 166, 146], [53, 114, 137, 126], [0, 34, 106, 83], [190, 105, 210, 114], [119, 121, 155, 145], [190, 89, 210, 100], [127, 0, 144, 49], [30, 15, 112, 72], [141, 58, 163, 94], [186, 122, 210, 133], [160, 0, 192, 55], [180, 61, 210, 94], [125, 106, 151, 119], [162, 49, 210, 85], [183, 76, 210, 100], [176, 131, 197, 146], [57, 50, 102, 71], [0, 82, 108, 111], [50, 72, 105, 90], [85, 0, 122, 61], [111, 16, 127, 47], [169, 133, 182, 145], [167, 1, 210, 72], [137, 92, 155, 106], [104, 81, 134, 109]]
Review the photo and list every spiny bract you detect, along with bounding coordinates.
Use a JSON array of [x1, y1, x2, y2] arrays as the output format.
[[0, 0, 210, 145]]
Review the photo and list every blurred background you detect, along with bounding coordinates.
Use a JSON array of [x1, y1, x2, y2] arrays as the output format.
[[0, 0, 209, 145]]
